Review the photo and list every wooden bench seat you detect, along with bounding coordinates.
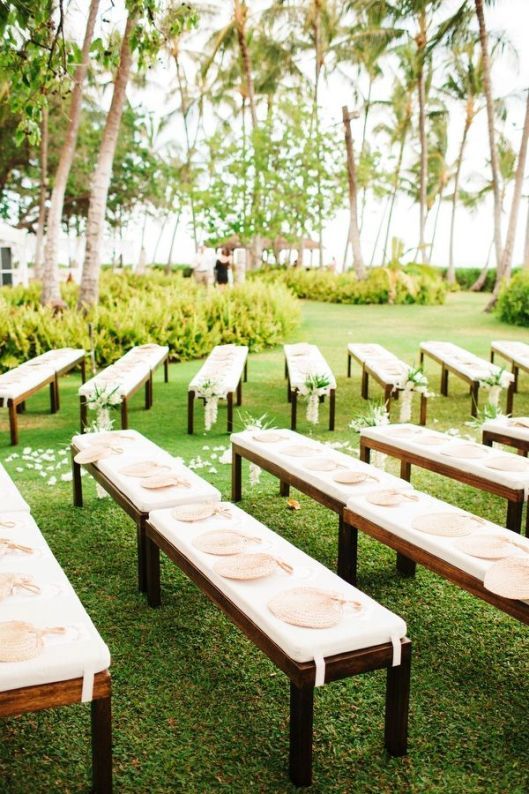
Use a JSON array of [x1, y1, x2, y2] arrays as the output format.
[[71, 430, 220, 591], [231, 429, 412, 584], [187, 344, 248, 434], [284, 344, 336, 431], [490, 340, 529, 405], [483, 416, 529, 457], [359, 423, 529, 534], [0, 509, 111, 791], [0, 348, 85, 445], [79, 344, 169, 431], [342, 486, 529, 627], [419, 341, 513, 417], [347, 343, 427, 424], [144, 502, 411, 787]]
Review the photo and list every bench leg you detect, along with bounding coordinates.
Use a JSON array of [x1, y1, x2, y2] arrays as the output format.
[[120, 399, 128, 429], [16, 401, 25, 414], [400, 460, 411, 481], [359, 441, 370, 464], [279, 480, 290, 497], [236, 377, 242, 406], [287, 373, 292, 403], [396, 552, 417, 578], [506, 500, 523, 534], [244, 360, 248, 382], [54, 374, 60, 411], [50, 381, 58, 414], [91, 694, 113, 793], [361, 367, 369, 399], [289, 682, 314, 788], [329, 388, 335, 431], [72, 453, 83, 507], [187, 390, 195, 434], [81, 357, 87, 384], [291, 390, 297, 431], [80, 396, 88, 431], [440, 367, 448, 396], [419, 394, 427, 426], [8, 400, 18, 445], [164, 357, 169, 383], [145, 376, 153, 410], [482, 432, 493, 448], [338, 518, 357, 586], [146, 535, 161, 608], [512, 364, 518, 393], [470, 382, 479, 418], [506, 382, 514, 415], [232, 450, 242, 501], [227, 392, 234, 432], [137, 519, 147, 593], [384, 640, 411, 757], [347, 353, 351, 378], [384, 386, 392, 415]]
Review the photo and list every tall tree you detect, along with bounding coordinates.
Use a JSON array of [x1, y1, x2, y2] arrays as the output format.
[[342, 105, 365, 277], [41, 0, 100, 305], [33, 106, 48, 278]]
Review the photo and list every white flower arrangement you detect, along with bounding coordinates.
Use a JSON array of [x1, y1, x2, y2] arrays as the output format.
[[479, 367, 513, 409], [238, 411, 275, 486], [299, 373, 331, 425], [195, 378, 222, 431], [394, 366, 432, 423], [86, 384, 122, 433], [349, 401, 389, 470]]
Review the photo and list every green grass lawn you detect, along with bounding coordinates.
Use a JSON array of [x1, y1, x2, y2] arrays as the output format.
[[1, 291, 529, 793]]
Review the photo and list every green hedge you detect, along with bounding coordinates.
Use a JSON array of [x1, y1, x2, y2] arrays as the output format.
[[496, 270, 529, 326], [250, 265, 446, 305], [0, 271, 300, 370]]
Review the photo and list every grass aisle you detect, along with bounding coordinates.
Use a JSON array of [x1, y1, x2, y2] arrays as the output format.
[[1, 292, 528, 793]]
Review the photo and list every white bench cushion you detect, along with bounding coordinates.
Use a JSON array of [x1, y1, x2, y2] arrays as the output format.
[[29, 348, 84, 371], [0, 363, 55, 401], [420, 341, 510, 383], [483, 417, 529, 445], [120, 344, 168, 371], [189, 345, 248, 397], [360, 423, 529, 495], [231, 429, 413, 506], [0, 464, 30, 513], [491, 340, 529, 366], [348, 344, 408, 384], [284, 344, 336, 391], [149, 503, 406, 665], [0, 513, 110, 694]]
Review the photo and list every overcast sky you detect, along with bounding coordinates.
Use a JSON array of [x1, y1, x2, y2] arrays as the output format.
[[65, 0, 529, 269]]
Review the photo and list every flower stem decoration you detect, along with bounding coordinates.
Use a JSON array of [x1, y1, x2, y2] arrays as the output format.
[[349, 401, 389, 470], [238, 411, 275, 486], [300, 373, 331, 425], [479, 367, 513, 409], [394, 366, 431, 423], [196, 378, 221, 431], [86, 384, 121, 432]]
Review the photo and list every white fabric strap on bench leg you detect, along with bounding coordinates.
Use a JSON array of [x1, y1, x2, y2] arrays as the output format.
[[81, 665, 96, 703], [391, 634, 402, 667], [314, 654, 326, 687]]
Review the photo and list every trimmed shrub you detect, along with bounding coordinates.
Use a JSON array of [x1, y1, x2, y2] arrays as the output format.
[[0, 272, 300, 370], [250, 266, 446, 305], [496, 270, 529, 326]]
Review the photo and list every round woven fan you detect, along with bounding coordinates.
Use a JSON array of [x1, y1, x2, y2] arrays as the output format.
[[282, 445, 319, 458], [455, 534, 524, 560], [333, 470, 378, 485], [140, 473, 191, 490], [441, 444, 489, 460], [411, 512, 484, 537], [172, 502, 230, 523], [366, 489, 419, 507], [74, 446, 112, 465], [484, 556, 529, 599], [0, 621, 65, 662], [193, 530, 262, 556], [213, 553, 292, 580], [509, 417, 529, 429], [120, 461, 171, 478], [304, 459, 340, 472], [0, 517, 17, 528], [0, 538, 34, 557], [414, 435, 446, 447], [290, 344, 312, 356], [252, 431, 285, 443], [138, 343, 159, 350], [0, 574, 40, 603], [485, 456, 529, 473], [388, 426, 422, 437], [268, 586, 362, 629]]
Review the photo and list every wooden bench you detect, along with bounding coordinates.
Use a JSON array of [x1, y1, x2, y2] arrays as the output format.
[[71, 429, 220, 592], [144, 502, 411, 787], [359, 423, 529, 534], [490, 340, 529, 402], [419, 341, 514, 417], [187, 344, 248, 434], [79, 344, 169, 431], [483, 416, 529, 457], [0, 348, 85, 445], [284, 344, 336, 431], [231, 429, 412, 584], [347, 343, 427, 425], [341, 486, 529, 630], [0, 509, 112, 791]]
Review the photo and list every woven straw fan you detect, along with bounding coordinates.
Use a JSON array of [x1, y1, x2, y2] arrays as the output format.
[[214, 553, 294, 580], [282, 444, 320, 458], [441, 444, 489, 460], [0, 574, 40, 602], [509, 417, 529, 429], [119, 461, 171, 478], [333, 470, 378, 485], [455, 533, 529, 560], [0, 517, 17, 528], [366, 489, 420, 507], [0, 621, 66, 662], [140, 473, 191, 490], [252, 431, 288, 443], [268, 586, 362, 629], [411, 512, 486, 538], [304, 459, 343, 472], [485, 456, 529, 473], [74, 446, 113, 465], [193, 530, 262, 556], [0, 538, 34, 557], [172, 503, 231, 523], [483, 557, 529, 600]]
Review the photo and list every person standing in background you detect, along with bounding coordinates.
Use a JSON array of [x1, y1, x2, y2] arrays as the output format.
[[214, 247, 231, 288], [192, 244, 214, 286]]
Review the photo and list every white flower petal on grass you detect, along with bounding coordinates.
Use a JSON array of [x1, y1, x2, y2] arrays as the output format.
[[48, 476, 57, 486], [61, 472, 73, 482], [22, 447, 32, 455], [16, 467, 23, 472], [219, 449, 232, 465], [208, 467, 218, 474]]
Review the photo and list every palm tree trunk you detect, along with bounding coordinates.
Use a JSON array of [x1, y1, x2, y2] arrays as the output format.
[[428, 188, 444, 264], [166, 210, 181, 273], [174, 52, 198, 251], [342, 106, 365, 278], [34, 106, 49, 280], [151, 214, 168, 265], [523, 196, 529, 268], [448, 118, 471, 283], [370, 196, 390, 266], [474, 0, 503, 272], [470, 237, 494, 291], [234, 0, 257, 129], [359, 77, 373, 232], [382, 134, 407, 265], [78, 15, 135, 309], [41, 0, 100, 304], [417, 12, 428, 262]]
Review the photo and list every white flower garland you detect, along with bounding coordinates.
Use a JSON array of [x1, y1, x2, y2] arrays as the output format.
[[349, 402, 390, 471], [394, 366, 432, 423], [479, 368, 512, 409], [299, 373, 331, 425], [195, 378, 222, 432]]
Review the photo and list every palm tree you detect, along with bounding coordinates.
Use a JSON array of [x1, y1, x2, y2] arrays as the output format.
[[41, 0, 100, 305], [33, 106, 48, 279]]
